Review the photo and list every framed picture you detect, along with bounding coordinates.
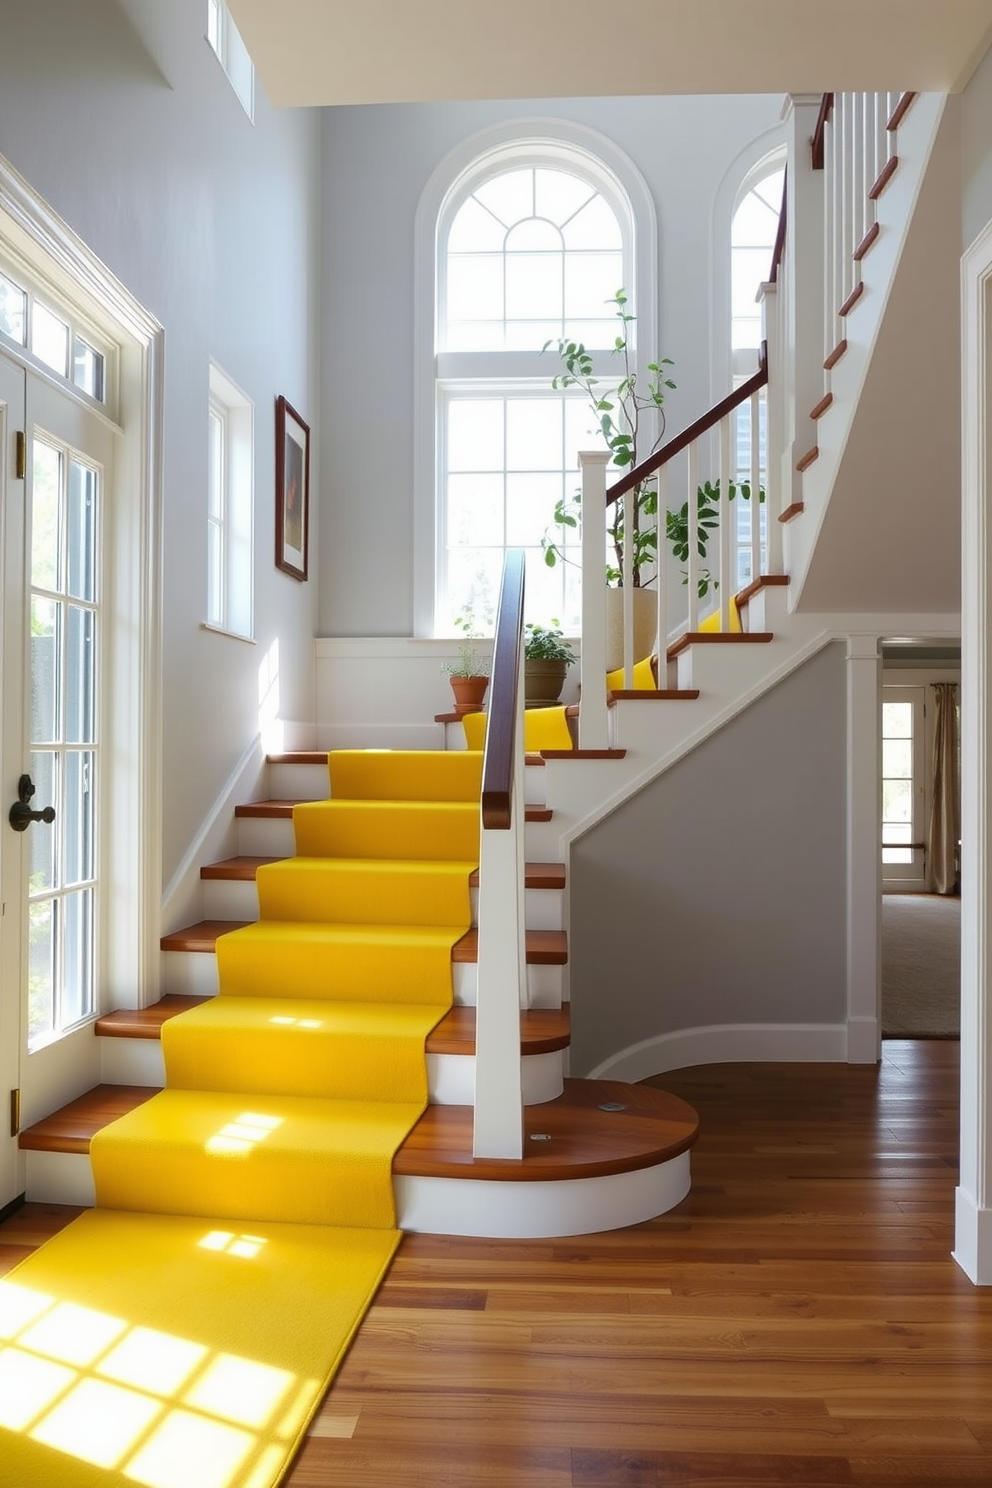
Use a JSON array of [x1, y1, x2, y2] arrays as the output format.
[[275, 395, 310, 581]]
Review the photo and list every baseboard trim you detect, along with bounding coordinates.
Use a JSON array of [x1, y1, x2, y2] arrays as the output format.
[[954, 1189, 992, 1285], [586, 1023, 849, 1079]]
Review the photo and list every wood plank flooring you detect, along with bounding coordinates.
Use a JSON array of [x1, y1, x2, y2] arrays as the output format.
[[4, 1041, 990, 1487]]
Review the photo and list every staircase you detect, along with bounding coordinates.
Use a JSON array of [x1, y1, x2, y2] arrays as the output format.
[[17, 88, 950, 1240]]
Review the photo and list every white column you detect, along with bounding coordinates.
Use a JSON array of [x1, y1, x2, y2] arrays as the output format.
[[782, 93, 826, 513], [957, 225, 992, 1283], [846, 633, 881, 1064], [473, 680, 526, 1159], [578, 451, 610, 748]]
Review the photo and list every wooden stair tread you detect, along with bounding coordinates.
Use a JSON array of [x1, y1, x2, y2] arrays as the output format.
[[94, 996, 210, 1039], [200, 857, 564, 889], [235, 799, 553, 823], [429, 1005, 570, 1055], [434, 705, 579, 725], [92, 998, 570, 1056], [19, 1085, 156, 1153], [608, 688, 699, 703], [161, 920, 566, 963], [453, 928, 566, 964], [736, 574, 789, 607], [267, 751, 328, 764], [201, 856, 280, 880], [19, 1076, 699, 1183], [538, 748, 626, 759], [667, 631, 774, 660], [393, 1079, 699, 1182]]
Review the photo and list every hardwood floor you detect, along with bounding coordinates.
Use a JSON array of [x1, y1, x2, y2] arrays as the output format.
[[4, 1041, 991, 1486]]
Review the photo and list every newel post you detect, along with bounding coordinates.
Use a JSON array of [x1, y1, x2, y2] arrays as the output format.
[[579, 450, 610, 749], [782, 93, 825, 514]]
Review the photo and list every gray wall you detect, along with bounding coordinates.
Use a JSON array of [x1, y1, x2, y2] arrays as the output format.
[[317, 93, 783, 638], [963, 42, 992, 248], [568, 643, 848, 1075], [0, 0, 322, 883]]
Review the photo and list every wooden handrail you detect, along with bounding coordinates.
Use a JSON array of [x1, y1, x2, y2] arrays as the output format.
[[811, 92, 834, 170], [606, 345, 768, 506], [480, 549, 525, 830], [769, 167, 788, 285]]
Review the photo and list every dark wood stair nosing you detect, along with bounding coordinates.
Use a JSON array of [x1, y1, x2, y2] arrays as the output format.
[[608, 688, 700, 703], [666, 631, 774, 661], [93, 997, 570, 1058], [20, 1077, 700, 1185], [234, 799, 554, 824], [838, 281, 865, 318], [160, 920, 567, 964], [779, 501, 805, 524], [200, 856, 565, 891]]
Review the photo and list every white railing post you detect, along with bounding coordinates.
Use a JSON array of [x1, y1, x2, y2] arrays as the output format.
[[579, 450, 610, 748], [622, 488, 634, 688], [656, 468, 669, 678], [473, 566, 527, 1160], [686, 441, 699, 632], [758, 280, 784, 575], [718, 413, 732, 631], [782, 94, 825, 512]]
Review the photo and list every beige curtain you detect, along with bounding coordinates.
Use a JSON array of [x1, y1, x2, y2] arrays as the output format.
[[926, 682, 960, 894]]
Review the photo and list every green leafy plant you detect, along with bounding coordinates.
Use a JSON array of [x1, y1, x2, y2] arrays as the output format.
[[524, 622, 576, 664], [542, 290, 675, 588], [666, 477, 765, 599], [441, 608, 491, 677]]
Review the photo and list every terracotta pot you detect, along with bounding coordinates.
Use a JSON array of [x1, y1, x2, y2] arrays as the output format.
[[604, 586, 658, 673], [524, 659, 568, 708], [449, 675, 489, 716]]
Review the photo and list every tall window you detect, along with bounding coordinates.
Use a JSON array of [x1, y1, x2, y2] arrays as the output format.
[[206, 362, 253, 640], [206, 0, 254, 120], [0, 260, 113, 411], [436, 151, 637, 632]]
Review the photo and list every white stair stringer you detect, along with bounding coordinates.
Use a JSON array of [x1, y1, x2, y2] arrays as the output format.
[[785, 90, 947, 610]]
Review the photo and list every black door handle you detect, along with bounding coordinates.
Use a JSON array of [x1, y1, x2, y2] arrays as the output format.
[[9, 774, 56, 832]]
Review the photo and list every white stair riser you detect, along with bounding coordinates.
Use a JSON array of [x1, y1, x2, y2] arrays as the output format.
[[201, 876, 564, 931], [162, 949, 564, 1008], [238, 813, 554, 858], [396, 1151, 691, 1238], [268, 758, 548, 810], [26, 1146, 691, 1234], [97, 1037, 564, 1107]]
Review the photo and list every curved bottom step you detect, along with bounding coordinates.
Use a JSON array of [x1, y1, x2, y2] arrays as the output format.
[[394, 1078, 698, 1237]]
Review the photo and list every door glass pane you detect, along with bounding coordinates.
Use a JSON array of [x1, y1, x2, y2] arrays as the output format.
[[882, 779, 912, 821], [28, 898, 56, 1044], [32, 302, 70, 378], [32, 440, 61, 591], [882, 702, 912, 737], [0, 271, 27, 343], [64, 751, 95, 886], [29, 751, 57, 894], [882, 738, 912, 777], [68, 460, 98, 601], [30, 598, 59, 745], [65, 605, 96, 744], [61, 888, 93, 1028], [73, 337, 105, 402]]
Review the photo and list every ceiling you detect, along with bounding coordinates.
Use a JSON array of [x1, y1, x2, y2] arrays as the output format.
[[226, 0, 992, 109]]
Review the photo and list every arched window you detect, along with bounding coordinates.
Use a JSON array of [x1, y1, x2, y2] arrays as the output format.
[[422, 131, 655, 634]]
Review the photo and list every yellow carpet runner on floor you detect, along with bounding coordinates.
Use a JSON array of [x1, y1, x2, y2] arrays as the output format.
[[0, 750, 482, 1488]]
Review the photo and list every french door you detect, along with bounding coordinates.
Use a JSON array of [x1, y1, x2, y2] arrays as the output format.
[[0, 354, 114, 1208]]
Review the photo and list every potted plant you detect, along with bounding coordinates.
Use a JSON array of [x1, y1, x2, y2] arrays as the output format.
[[441, 610, 491, 715], [524, 621, 575, 707]]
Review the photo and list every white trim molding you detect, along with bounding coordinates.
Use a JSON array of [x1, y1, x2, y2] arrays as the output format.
[[958, 215, 992, 1284], [586, 1023, 849, 1081], [0, 150, 165, 1015]]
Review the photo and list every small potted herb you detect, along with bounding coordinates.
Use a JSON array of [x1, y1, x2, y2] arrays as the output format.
[[524, 622, 575, 707]]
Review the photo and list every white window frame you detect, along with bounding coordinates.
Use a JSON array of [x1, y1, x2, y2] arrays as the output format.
[[413, 120, 658, 637], [0, 248, 118, 416], [205, 361, 254, 642], [206, 0, 255, 121]]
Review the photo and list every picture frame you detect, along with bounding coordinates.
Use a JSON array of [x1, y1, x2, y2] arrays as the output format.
[[275, 394, 310, 581]]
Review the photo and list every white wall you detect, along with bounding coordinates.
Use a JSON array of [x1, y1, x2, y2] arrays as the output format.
[[568, 642, 849, 1076], [0, 0, 321, 888], [317, 93, 784, 638]]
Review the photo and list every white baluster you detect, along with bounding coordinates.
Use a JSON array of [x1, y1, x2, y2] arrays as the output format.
[[657, 467, 669, 682], [687, 440, 699, 632], [623, 486, 634, 688], [750, 389, 762, 585], [578, 450, 610, 749], [718, 414, 732, 631]]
